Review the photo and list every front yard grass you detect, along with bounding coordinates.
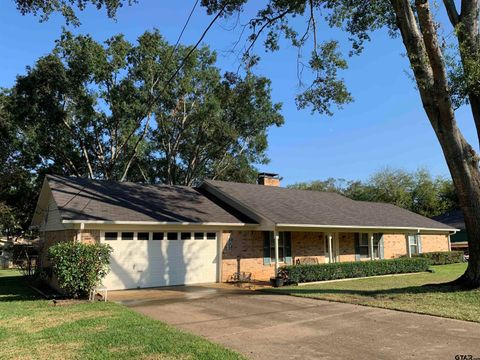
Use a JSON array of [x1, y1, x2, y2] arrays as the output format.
[[0, 270, 244, 360], [269, 263, 480, 322]]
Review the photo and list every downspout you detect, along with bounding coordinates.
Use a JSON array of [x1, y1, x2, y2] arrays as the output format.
[[274, 230, 280, 276], [369, 233, 374, 260], [328, 234, 333, 263], [448, 230, 457, 252], [76, 223, 84, 243]]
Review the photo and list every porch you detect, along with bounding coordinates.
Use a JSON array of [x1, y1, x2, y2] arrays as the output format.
[[220, 230, 413, 282]]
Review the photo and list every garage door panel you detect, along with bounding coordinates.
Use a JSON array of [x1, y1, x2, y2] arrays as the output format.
[[101, 232, 218, 290]]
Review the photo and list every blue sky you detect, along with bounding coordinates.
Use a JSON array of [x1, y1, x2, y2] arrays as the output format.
[[1, 0, 478, 185]]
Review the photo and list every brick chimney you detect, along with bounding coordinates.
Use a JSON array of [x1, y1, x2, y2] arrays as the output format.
[[258, 172, 280, 187]]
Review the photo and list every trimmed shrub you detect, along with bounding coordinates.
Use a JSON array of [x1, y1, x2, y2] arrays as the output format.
[[48, 242, 112, 298], [412, 251, 464, 265], [281, 257, 430, 284]]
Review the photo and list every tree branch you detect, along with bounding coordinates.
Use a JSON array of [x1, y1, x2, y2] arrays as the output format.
[[443, 0, 459, 26]]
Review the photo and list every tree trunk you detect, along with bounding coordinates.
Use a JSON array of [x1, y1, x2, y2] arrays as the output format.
[[391, 0, 480, 287]]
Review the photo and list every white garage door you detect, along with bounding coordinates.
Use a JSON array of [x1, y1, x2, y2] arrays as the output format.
[[100, 231, 218, 290]]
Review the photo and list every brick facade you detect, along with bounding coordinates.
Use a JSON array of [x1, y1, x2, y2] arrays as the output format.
[[221, 231, 271, 282], [292, 232, 326, 264], [383, 234, 409, 259], [40, 229, 77, 266], [420, 234, 449, 253], [338, 232, 356, 262], [79, 230, 100, 244], [221, 230, 450, 282], [40, 229, 100, 266]]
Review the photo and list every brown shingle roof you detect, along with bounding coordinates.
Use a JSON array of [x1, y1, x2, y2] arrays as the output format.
[[47, 175, 252, 224], [203, 180, 454, 230], [432, 209, 465, 230]]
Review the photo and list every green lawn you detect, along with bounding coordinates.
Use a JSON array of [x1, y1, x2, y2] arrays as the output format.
[[269, 263, 480, 322], [0, 270, 244, 360]]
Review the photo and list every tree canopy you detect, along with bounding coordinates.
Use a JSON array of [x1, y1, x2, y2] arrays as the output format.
[[13, 0, 135, 25], [1, 30, 283, 233]]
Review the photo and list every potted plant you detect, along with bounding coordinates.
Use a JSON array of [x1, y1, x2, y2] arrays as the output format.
[[270, 269, 287, 287]]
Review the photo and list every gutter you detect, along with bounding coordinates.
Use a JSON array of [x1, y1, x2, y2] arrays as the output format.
[[275, 223, 459, 233], [62, 220, 253, 227]]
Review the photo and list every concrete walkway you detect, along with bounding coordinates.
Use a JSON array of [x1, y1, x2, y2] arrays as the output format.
[[120, 288, 480, 359]]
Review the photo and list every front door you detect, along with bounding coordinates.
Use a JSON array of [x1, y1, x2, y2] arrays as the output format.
[[324, 233, 339, 263]]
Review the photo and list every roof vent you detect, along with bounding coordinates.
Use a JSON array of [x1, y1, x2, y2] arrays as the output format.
[[257, 172, 280, 187]]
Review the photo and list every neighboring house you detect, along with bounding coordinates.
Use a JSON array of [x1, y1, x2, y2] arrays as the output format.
[[432, 210, 468, 253], [32, 174, 456, 290]]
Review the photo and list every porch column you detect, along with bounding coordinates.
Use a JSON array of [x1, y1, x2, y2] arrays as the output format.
[[328, 234, 333, 263], [274, 230, 280, 276], [370, 233, 374, 260]]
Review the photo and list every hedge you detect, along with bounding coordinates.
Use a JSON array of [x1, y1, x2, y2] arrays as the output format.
[[280, 257, 430, 284], [412, 251, 464, 265]]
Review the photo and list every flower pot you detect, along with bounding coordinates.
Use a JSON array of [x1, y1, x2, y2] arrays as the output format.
[[270, 277, 284, 287]]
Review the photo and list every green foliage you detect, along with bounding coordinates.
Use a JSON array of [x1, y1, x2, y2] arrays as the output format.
[[0, 202, 18, 236], [288, 168, 458, 217], [7, 30, 282, 186], [14, 0, 135, 26], [412, 251, 465, 265], [281, 258, 430, 284], [201, 0, 398, 115], [48, 242, 112, 298]]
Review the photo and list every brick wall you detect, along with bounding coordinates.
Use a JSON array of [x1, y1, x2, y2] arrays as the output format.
[[40, 229, 77, 266], [79, 230, 100, 244], [292, 232, 326, 264], [383, 234, 408, 259], [221, 231, 273, 281], [338, 232, 356, 262], [383, 233, 449, 257], [420, 234, 449, 252], [221, 231, 329, 281]]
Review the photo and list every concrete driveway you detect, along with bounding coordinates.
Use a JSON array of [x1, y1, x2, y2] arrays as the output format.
[[116, 287, 480, 360]]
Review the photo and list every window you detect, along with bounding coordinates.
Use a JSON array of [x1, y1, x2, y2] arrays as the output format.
[[194, 232, 204, 240], [268, 232, 291, 262], [121, 232, 134, 240], [408, 234, 420, 255], [137, 232, 149, 241], [152, 232, 164, 241], [357, 233, 383, 259], [359, 233, 369, 258], [105, 232, 118, 241], [206, 232, 216, 240], [167, 232, 178, 240], [181, 232, 192, 240]]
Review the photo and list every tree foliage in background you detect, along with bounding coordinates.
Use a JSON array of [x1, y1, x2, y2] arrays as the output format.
[[202, 0, 480, 287], [289, 168, 458, 218], [13, 0, 135, 25]]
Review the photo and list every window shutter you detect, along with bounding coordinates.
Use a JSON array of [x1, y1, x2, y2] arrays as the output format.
[[417, 234, 422, 254], [379, 235, 385, 259], [354, 233, 361, 261], [285, 232, 292, 264], [263, 232, 271, 265]]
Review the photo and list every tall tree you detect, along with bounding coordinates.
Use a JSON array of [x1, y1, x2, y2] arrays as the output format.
[[202, 0, 480, 287], [7, 30, 282, 183]]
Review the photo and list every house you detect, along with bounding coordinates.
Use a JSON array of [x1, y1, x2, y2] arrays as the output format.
[[32, 174, 456, 290], [432, 209, 468, 253]]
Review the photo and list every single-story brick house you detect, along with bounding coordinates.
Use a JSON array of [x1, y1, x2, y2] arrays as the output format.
[[32, 174, 456, 290]]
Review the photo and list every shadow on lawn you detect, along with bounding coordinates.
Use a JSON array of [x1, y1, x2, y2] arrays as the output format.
[[0, 275, 41, 302], [280, 282, 473, 298]]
